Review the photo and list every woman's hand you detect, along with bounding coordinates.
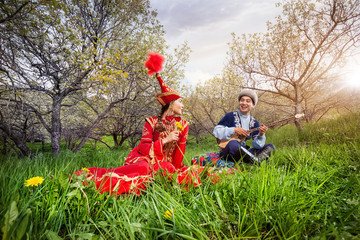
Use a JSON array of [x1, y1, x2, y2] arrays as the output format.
[[162, 131, 180, 145]]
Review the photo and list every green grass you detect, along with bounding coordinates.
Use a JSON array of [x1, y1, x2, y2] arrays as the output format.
[[1, 113, 359, 239]]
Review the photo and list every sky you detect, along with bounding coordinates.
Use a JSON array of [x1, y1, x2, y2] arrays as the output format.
[[149, 0, 282, 86], [149, 0, 360, 89]]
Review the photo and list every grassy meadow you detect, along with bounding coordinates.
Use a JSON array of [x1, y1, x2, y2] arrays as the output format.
[[0, 113, 359, 239]]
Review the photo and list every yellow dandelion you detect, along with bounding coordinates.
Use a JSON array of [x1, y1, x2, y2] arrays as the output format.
[[163, 209, 174, 220], [24, 176, 44, 187], [82, 167, 90, 173], [175, 121, 184, 131]]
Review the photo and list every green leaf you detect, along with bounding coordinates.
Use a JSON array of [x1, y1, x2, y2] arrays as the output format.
[[66, 189, 80, 199], [58, 172, 70, 190], [1, 201, 19, 240], [214, 191, 226, 213], [45, 230, 63, 240], [76, 233, 95, 239], [15, 209, 32, 240]]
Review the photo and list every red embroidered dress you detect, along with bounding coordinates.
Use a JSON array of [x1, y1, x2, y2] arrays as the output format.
[[77, 115, 192, 195], [125, 115, 188, 170]]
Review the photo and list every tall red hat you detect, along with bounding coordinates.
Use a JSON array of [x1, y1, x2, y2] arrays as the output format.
[[144, 52, 181, 106]]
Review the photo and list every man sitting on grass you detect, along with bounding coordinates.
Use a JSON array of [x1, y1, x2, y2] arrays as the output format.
[[213, 89, 275, 165]]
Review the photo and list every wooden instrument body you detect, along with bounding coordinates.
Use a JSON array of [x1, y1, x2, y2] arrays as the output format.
[[217, 127, 259, 149]]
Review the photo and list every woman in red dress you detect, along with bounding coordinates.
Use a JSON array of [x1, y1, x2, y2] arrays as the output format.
[[76, 53, 200, 195]]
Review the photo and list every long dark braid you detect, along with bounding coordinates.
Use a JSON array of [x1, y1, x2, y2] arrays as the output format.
[[154, 103, 170, 132]]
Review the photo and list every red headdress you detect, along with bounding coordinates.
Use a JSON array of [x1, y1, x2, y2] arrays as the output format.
[[144, 52, 181, 106]]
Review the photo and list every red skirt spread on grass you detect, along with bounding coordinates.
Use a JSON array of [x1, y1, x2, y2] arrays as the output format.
[[74, 160, 204, 195]]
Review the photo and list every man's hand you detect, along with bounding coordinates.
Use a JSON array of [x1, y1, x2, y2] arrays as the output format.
[[259, 124, 268, 136], [234, 127, 249, 137]]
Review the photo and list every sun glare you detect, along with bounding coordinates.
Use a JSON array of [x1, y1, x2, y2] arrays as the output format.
[[343, 57, 360, 89], [345, 69, 360, 88]]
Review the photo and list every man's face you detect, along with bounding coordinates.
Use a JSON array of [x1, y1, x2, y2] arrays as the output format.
[[239, 96, 254, 114]]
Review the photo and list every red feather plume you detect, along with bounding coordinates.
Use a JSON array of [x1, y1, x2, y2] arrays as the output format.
[[144, 52, 165, 76]]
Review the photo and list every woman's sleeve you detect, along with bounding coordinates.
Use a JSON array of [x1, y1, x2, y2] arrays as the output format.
[[137, 118, 164, 161], [172, 121, 189, 169]]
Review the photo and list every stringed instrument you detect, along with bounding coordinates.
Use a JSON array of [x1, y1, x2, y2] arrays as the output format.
[[217, 126, 263, 149], [217, 114, 305, 149]]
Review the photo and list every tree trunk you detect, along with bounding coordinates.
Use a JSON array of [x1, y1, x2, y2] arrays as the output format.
[[112, 133, 119, 148], [13, 137, 32, 157], [294, 102, 303, 132], [0, 127, 32, 157], [294, 84, 303, 132], [294, 102, 302, 132], [51, 96, 62, 155], [73, 101, 121, 152], [74, 116, 104, 152], [118, 137, 126, 148]]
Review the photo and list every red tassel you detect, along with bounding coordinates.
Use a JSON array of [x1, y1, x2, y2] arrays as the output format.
[[144, 52, 165, 76]]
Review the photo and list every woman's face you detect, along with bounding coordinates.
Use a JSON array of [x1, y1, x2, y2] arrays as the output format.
[[171, 99, 184, 115]]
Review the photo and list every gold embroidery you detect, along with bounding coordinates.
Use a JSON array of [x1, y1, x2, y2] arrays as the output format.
[[149, 143, 155, 165], [158, 117, 182, 162], [97, 172, 151, 192], [145, 117, 157, 128]]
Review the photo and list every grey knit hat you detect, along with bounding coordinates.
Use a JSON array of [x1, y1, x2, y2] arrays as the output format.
[[238, 89, 258, 106]]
